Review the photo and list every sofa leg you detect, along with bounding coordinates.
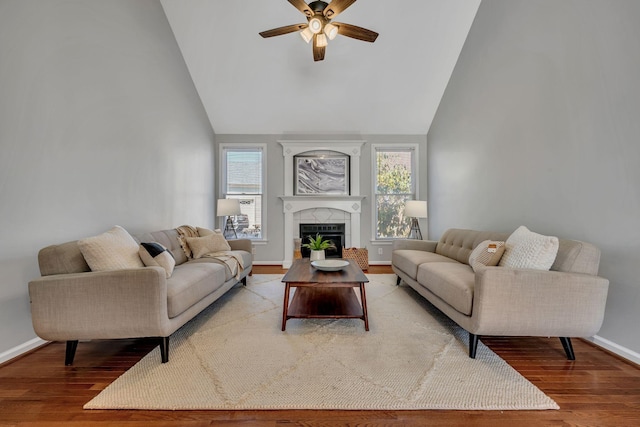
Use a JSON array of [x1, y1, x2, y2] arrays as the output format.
[[396, 275, 401, 286], [160, 337, 169, 363], [559, 337, 575, 360], [65, 340, 78, 366], [242, 276, 247, 286], [469, 333, 479, 359]]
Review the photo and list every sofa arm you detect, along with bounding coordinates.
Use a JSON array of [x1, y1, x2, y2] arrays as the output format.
[[28, 267, 169, 341], [471, 267, 609, 337], [228, 238, 252, 255], [392, 239, 438, 252]]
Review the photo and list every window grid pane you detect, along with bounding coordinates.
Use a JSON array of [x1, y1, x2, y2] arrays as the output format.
[[375, 148, 415, 239], [223, 148, 264, 240]]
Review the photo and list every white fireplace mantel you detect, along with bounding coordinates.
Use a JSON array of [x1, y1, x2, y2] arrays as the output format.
[[279, 195, 366, 269], [278, 140, 366, 268], [279, 195, 366, 213]]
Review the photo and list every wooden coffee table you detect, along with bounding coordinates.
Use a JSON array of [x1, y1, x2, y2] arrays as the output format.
[[281, 258, 370, 331]]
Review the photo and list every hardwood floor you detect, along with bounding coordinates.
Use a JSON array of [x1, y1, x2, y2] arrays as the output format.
[[1, 266, 639, 426]]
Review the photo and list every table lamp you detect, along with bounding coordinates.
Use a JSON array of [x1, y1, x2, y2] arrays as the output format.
[[217, 199, 241, 239], [404, 200, 427, 240]]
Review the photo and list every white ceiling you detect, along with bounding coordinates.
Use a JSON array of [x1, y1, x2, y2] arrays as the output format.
[[160, 0, 480, 135]]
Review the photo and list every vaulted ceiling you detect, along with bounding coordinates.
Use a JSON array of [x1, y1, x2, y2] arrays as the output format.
[[160, 0, 480, 134]]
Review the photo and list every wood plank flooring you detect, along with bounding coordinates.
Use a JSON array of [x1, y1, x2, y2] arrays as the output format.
[[1, 266, 639, 426]]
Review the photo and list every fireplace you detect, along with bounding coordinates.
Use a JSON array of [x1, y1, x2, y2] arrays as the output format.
[[279, 140, 365, 268], [299, 223, 345, 259]]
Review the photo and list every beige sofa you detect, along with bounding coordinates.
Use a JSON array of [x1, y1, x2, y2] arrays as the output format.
[[392, 228, 609, 359], [28, 228, 252, 365]]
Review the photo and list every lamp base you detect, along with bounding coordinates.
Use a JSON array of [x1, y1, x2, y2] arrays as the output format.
[[224, 217, 237, 239], [408, 218, 423, 240]]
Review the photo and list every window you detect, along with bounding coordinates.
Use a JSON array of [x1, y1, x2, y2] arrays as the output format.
[[373, 145, 418, 239], [220, 144, 266, 240]]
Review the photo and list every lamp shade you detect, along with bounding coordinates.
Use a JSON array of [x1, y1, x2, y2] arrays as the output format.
[[217, 198, 241, 217], [300, 27, 313, 43], [324, 23, 338, 40], [404, 200, 428, 218]]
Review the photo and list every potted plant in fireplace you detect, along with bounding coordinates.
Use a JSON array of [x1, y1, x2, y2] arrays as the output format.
[[302, 233, 337, 261]]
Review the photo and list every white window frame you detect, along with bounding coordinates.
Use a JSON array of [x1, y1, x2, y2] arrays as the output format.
[[219, 143, 267, 241], [371, 143, 419, 241]]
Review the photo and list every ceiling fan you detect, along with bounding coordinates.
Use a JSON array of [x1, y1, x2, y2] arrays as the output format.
[[259, 0, 379, 62]]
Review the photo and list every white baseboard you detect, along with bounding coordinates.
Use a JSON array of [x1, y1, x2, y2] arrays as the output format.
[[588, 335, 640, 366], [0, 337, 48, 365], [252, 261, 284, 266]]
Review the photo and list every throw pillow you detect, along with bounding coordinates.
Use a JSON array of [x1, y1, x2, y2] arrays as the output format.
[[186, 233, 231, 259], [77, 225, 144, 272], [499, 225, 559, 270], [468, 240, 506, 272], [139, 242, 176, 278], [196, 227, 223, 237]]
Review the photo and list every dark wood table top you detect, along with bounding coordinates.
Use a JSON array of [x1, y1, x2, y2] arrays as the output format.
[[282, 258, 369, 285]]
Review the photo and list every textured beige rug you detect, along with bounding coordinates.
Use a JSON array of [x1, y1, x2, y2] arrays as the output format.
[[85, 274, 558, 410]]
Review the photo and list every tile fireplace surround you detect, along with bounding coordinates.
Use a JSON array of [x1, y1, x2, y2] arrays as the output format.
[[279, 141, 366, 268]]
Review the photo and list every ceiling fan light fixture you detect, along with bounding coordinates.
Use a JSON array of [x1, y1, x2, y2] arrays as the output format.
[[316, 33, 328, 47], [309, 17, 323, 34], [324, 23, 338, 40], [300, 27, 313, 43]]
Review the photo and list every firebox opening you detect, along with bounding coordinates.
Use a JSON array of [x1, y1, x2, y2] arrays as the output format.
[[299, 223, 345, 259]]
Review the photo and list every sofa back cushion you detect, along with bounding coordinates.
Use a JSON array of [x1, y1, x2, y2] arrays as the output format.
[[551, 239, 601, 275], [38, 241, 91, 276], [136, 229, 188, 265], [436, 229, 509, 265]]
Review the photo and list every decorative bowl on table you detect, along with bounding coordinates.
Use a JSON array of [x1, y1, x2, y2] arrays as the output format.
[[311, 259, 349, 271]]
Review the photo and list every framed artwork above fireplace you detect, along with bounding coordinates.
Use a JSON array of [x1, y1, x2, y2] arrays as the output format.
[[294, 153, 349, 195]]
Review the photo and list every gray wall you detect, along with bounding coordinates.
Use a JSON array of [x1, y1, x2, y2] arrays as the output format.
[[215, 134, 428, 264], [428, 0, 640, 357], [0, 0, 214, 360]]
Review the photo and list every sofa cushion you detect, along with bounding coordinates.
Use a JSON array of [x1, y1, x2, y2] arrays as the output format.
[[551, 239, 601, 275], [499, 226, 559, 270], [416, 262, 476, 316], [38, 241, 91, 276], [139, 242, 176, 278], [196, 227, 223, 236], [186, 233, 231, 259], [78, 226, 144, 272], [187, 250, 252, 281], [468, 240, 506, 271], [392, 249, 458, 280], [166, 262, 227, 318]]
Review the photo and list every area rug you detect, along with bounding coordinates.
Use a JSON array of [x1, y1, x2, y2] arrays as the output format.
[[84, 274, 558, 410]]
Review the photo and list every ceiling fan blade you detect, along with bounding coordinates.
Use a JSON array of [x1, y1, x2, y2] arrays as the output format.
[[334, 22, 378, 42], [288, 0, 314, 17], [313, 35, 326, 61], [259, 23, 307, 38], [323, 0, 357, 19]]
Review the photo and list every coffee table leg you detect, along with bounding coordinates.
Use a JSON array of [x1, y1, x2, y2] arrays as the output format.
[[360, 283, 369, 331], [282, 283, 291, 331]]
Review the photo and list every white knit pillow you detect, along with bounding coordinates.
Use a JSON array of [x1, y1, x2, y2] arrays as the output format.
[[468, 240, 506, 272], [78, 226, 144, 272], [499, 226, 559, 270]]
